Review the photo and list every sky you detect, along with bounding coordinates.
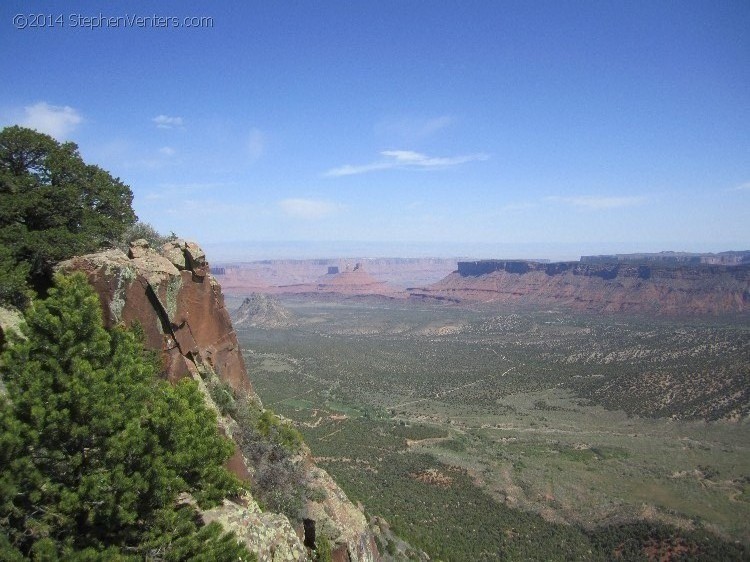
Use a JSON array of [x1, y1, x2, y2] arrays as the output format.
[[1, 1, 748, 260]]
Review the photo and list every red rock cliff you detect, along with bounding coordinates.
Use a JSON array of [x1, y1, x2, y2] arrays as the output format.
[[58, 239, 250, 393], [411, 260, 750, 314]]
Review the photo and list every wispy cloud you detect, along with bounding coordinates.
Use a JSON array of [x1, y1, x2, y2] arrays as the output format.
[[546, 195, 648, 210], [729, 182, 750, 192], [21, 102, 82, 139], [159, 146, 176, 156], [144, 181, 234, 200], [164, 198, 260, 216], [247, 128, 264, 161], [326, 149, 489, 177], [279, 198, 343, 219], [500, 201, 537, 212], [376, 115, 455, 140], [152, 115, 184, 129]]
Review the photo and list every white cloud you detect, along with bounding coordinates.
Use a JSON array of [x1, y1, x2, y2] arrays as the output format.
[[730, 182, 750, 191], [325, 149, 489, 177], [247, 128, 264, 161], [159, 146, 176, 156], [152, 115, 184, 129], [21, 102, 82, 139], [546, 195, 647, 210], [326, 161, 394, 177], [279, 198, 342, 219]]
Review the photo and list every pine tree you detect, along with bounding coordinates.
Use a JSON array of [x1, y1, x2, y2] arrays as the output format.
[[0, 273, 253, 560]]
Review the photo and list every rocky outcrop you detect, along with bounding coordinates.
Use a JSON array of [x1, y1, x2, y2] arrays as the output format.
[[300, 465, 378, 562], [232, 293, 294, 328], [411, 260, 750, 314], [200, 494, 307, 562], [58, 239, 250, 393], [58, 239, 380, 562], [0, 306, 23, 350], [581, 250, 750, 266]]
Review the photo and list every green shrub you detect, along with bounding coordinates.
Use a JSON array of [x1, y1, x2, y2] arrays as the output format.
[[210, 379, 237, 416], [232, 402, 306, 521], [257, 409, 304, 453], [314, 534, 333, 562]]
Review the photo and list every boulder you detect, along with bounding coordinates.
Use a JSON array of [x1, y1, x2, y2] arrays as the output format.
[[201, 494, 307, 562]]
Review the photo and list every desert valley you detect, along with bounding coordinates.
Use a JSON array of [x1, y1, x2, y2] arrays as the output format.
[[215, 251, 749, 559]]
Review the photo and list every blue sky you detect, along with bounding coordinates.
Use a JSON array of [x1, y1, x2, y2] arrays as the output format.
[[1, 1, 748, 260]]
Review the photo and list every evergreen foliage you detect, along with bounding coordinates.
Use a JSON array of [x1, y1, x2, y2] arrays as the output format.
[[0, 273, 253, 560], [256, 409, 304, 453], [314, 533, 332, 562], [118, 221, 174, 253], [0, 126, 137, 305]]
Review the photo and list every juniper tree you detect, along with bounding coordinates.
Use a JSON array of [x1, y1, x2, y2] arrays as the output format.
[[0, 126, 137, 305]]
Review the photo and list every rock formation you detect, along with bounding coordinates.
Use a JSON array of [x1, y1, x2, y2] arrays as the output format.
[[58, 239, 380, 562], [581, 250, 750, 266], [410, 259, 750, 314], [270, 263, 399, 298], [58, 239, 250, 392], [232, 293, 294, 328], [214, 258, 458, 293]]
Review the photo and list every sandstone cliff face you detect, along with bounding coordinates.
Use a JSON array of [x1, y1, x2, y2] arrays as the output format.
[[411, 260, 750, 314], [58, 240, 250, 393], [59, 240, 380, 562]]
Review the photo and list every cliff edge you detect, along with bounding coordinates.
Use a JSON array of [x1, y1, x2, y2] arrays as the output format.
[[410, 259, 750, 314], [58, 239, 380, 562]]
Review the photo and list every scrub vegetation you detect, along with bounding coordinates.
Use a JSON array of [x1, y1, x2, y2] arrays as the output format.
[[236, 297, 749, 560]]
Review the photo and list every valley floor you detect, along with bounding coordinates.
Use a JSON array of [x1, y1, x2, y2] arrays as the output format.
[[230, 296, 750, 560]]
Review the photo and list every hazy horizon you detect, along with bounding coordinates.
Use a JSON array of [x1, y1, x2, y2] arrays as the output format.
[[203, 239, 750, 263]]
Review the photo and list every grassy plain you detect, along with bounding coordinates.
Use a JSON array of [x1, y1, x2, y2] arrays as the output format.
[[231, 297, 750, 559]]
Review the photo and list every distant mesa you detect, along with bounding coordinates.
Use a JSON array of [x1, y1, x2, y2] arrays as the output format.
[[580, 250, 750, 266], [410, 254, 750, 314], [209, 265, 271, 294], [208, 251, 750, 314], [228, 261, 400, 298], [213, 258, 458, 294], [300, 261, 397, 297]]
